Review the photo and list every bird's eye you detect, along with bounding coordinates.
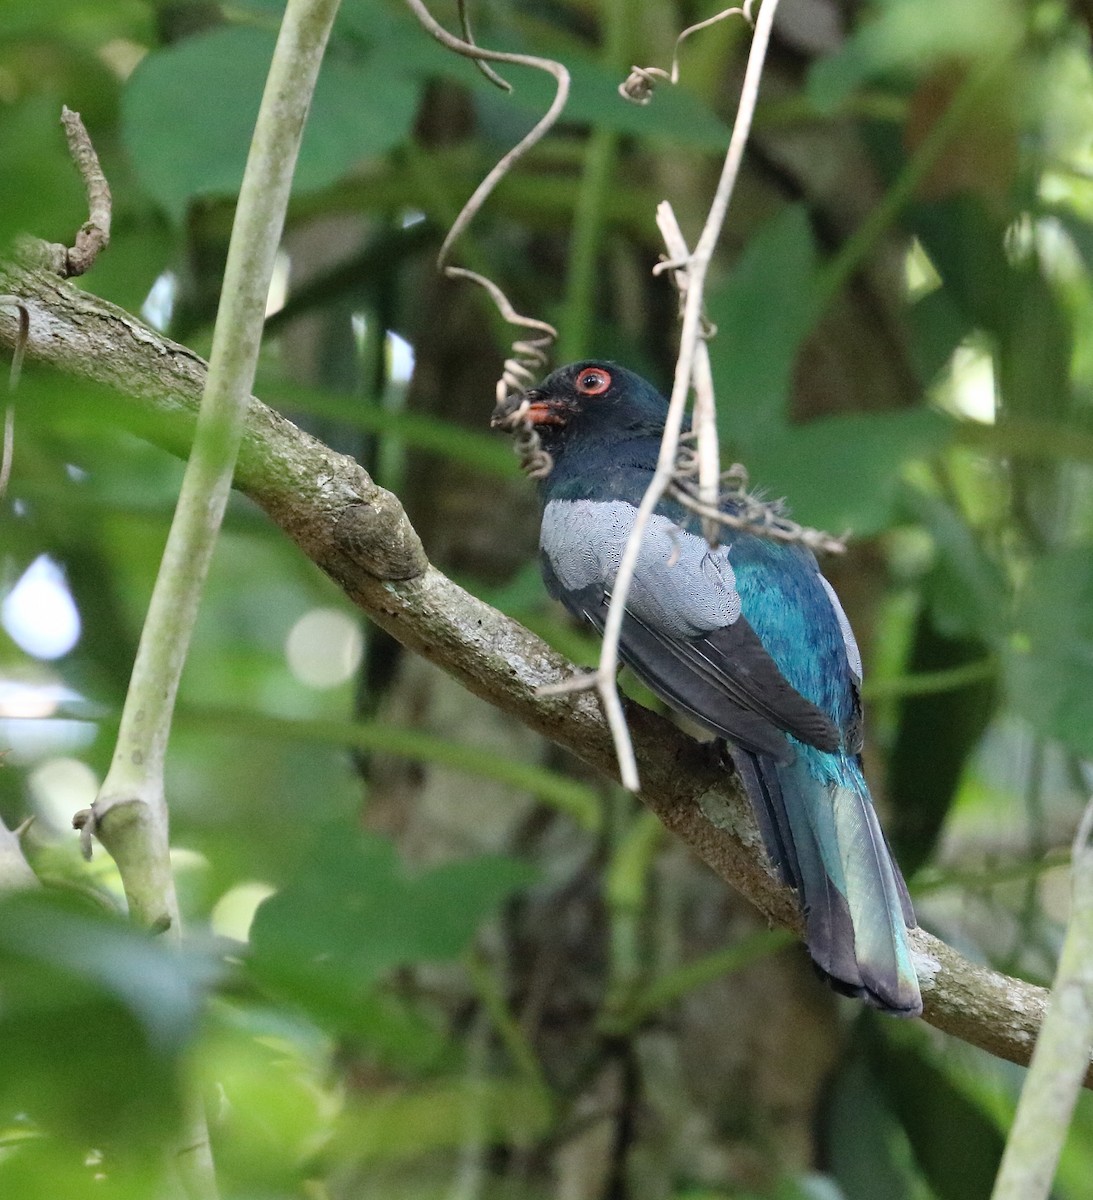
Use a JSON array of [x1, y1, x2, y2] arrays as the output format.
[[575, 367, 611, 396]]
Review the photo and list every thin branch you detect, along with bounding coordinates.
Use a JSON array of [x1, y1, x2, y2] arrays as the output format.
[[0, 110, 107, 500], [15, 108, 112, 278], [597, 0, 783, 789], [91, 0, 340, 910], [0, 261, 1086, 1083], [666, 480, 846, 555], [401, 1, 569, 288], [650, 210, 842, 557], [991, 798, 1093, 1199], [80, 3, 342, 1196], [59, 107, 112, 277]]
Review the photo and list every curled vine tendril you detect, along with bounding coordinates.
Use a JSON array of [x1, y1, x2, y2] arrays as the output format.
[[449, 266, 556, 477], [404, 0, 570, 476], [619, 2, 757, 105], [672, 444, 846, 554]]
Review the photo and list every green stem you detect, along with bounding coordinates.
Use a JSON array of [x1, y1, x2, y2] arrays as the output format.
[[913, 850, 1072, 898], [860, 657, 997, 700], [90, 2, 342, 1195], [956, 415, 1093, 468], [556, 0, 629, 362], [465, 952, 554, 1117], [557, 128, 617, 362], [173, 706, 602, 831], [601, 805, 662, 1028], [991, 802, 1093, 1200], [611, 929, 792, 1034], [814, 41, 1016, 315]]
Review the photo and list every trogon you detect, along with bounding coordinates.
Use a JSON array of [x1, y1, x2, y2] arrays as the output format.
[[497, 360, 921, 1016]]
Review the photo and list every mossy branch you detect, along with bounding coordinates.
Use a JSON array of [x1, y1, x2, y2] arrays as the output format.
[[0, 262, 1086, 1088]]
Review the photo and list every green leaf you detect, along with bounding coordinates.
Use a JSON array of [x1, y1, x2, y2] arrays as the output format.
[[705, 208, 951, 534], [1006, 547, 1093, 757], [912, 194, 998, 307], [375, 18, 730, 150], [899, 484, 1009, 640], [0, 0, 148, 39], [122, 27, 421, 220], [0, 95, 89, 251], [748, 409, 953, 536], [0, 891, 204, 1145], [777, 1178, 850, 1200], [807, 0, 1022, 114], [0, 1138, 164, 1200], [908, 287, 970, 386], [825, 1049, 924, 1200], [248, 829, 535, 1026], [869, 1023, 1007, 1200], [708, 206, 820, 449], [257, 377, 519, 478], [885, 607, 998, 874]]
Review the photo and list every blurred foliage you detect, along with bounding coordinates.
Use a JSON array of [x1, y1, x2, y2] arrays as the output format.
[[3, 0, 1093, 1197]]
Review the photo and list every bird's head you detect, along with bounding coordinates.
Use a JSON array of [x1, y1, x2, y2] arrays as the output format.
[[493, 361, 670, 456]]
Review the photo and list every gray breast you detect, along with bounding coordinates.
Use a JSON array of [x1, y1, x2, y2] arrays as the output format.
[[541, 498, 741, 638]]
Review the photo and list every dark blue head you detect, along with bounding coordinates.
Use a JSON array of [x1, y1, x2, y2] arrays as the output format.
[[500, 361, 674, 501], [516, 361, 668, 448], [508, 357, 671, 470]]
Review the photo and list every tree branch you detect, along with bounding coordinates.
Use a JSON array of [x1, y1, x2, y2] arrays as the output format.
[[0, 260, 1086, 1087]]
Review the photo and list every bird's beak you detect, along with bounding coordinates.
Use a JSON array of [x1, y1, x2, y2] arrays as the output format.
[[491, 388, 570, 430]]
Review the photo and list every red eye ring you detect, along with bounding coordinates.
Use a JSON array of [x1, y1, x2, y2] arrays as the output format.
[[575, 367, 611, 396]]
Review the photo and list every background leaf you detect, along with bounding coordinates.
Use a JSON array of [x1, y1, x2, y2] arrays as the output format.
[[248, 830, 534, 1026], [122, 26, 422, 219]]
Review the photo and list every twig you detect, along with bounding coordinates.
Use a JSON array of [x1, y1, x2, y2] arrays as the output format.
[[1, 108, 109, 495], [16, 109, 112, 279], [402, 1, 569, 288], [59, 107, 112, 277], [450, 265, 556, 476], [814, 39, 1016, 314], [990, 798, 1093, 1200], [668, 489, 846, 555], [655, 203, 721, 544], [91, 0, 340, 911], [667, 479, 847, 555], [598, 0, 783, 790], [0, 298, 27, 498]]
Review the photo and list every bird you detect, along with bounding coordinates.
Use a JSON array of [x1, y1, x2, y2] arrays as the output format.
[[496, 359, 922, 1017]]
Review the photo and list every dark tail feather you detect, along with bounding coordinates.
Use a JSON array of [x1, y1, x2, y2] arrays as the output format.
[[729, 746, 921, 1017]]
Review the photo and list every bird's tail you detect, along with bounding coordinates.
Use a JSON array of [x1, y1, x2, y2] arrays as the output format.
[[730, 746, 921, 1017]]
